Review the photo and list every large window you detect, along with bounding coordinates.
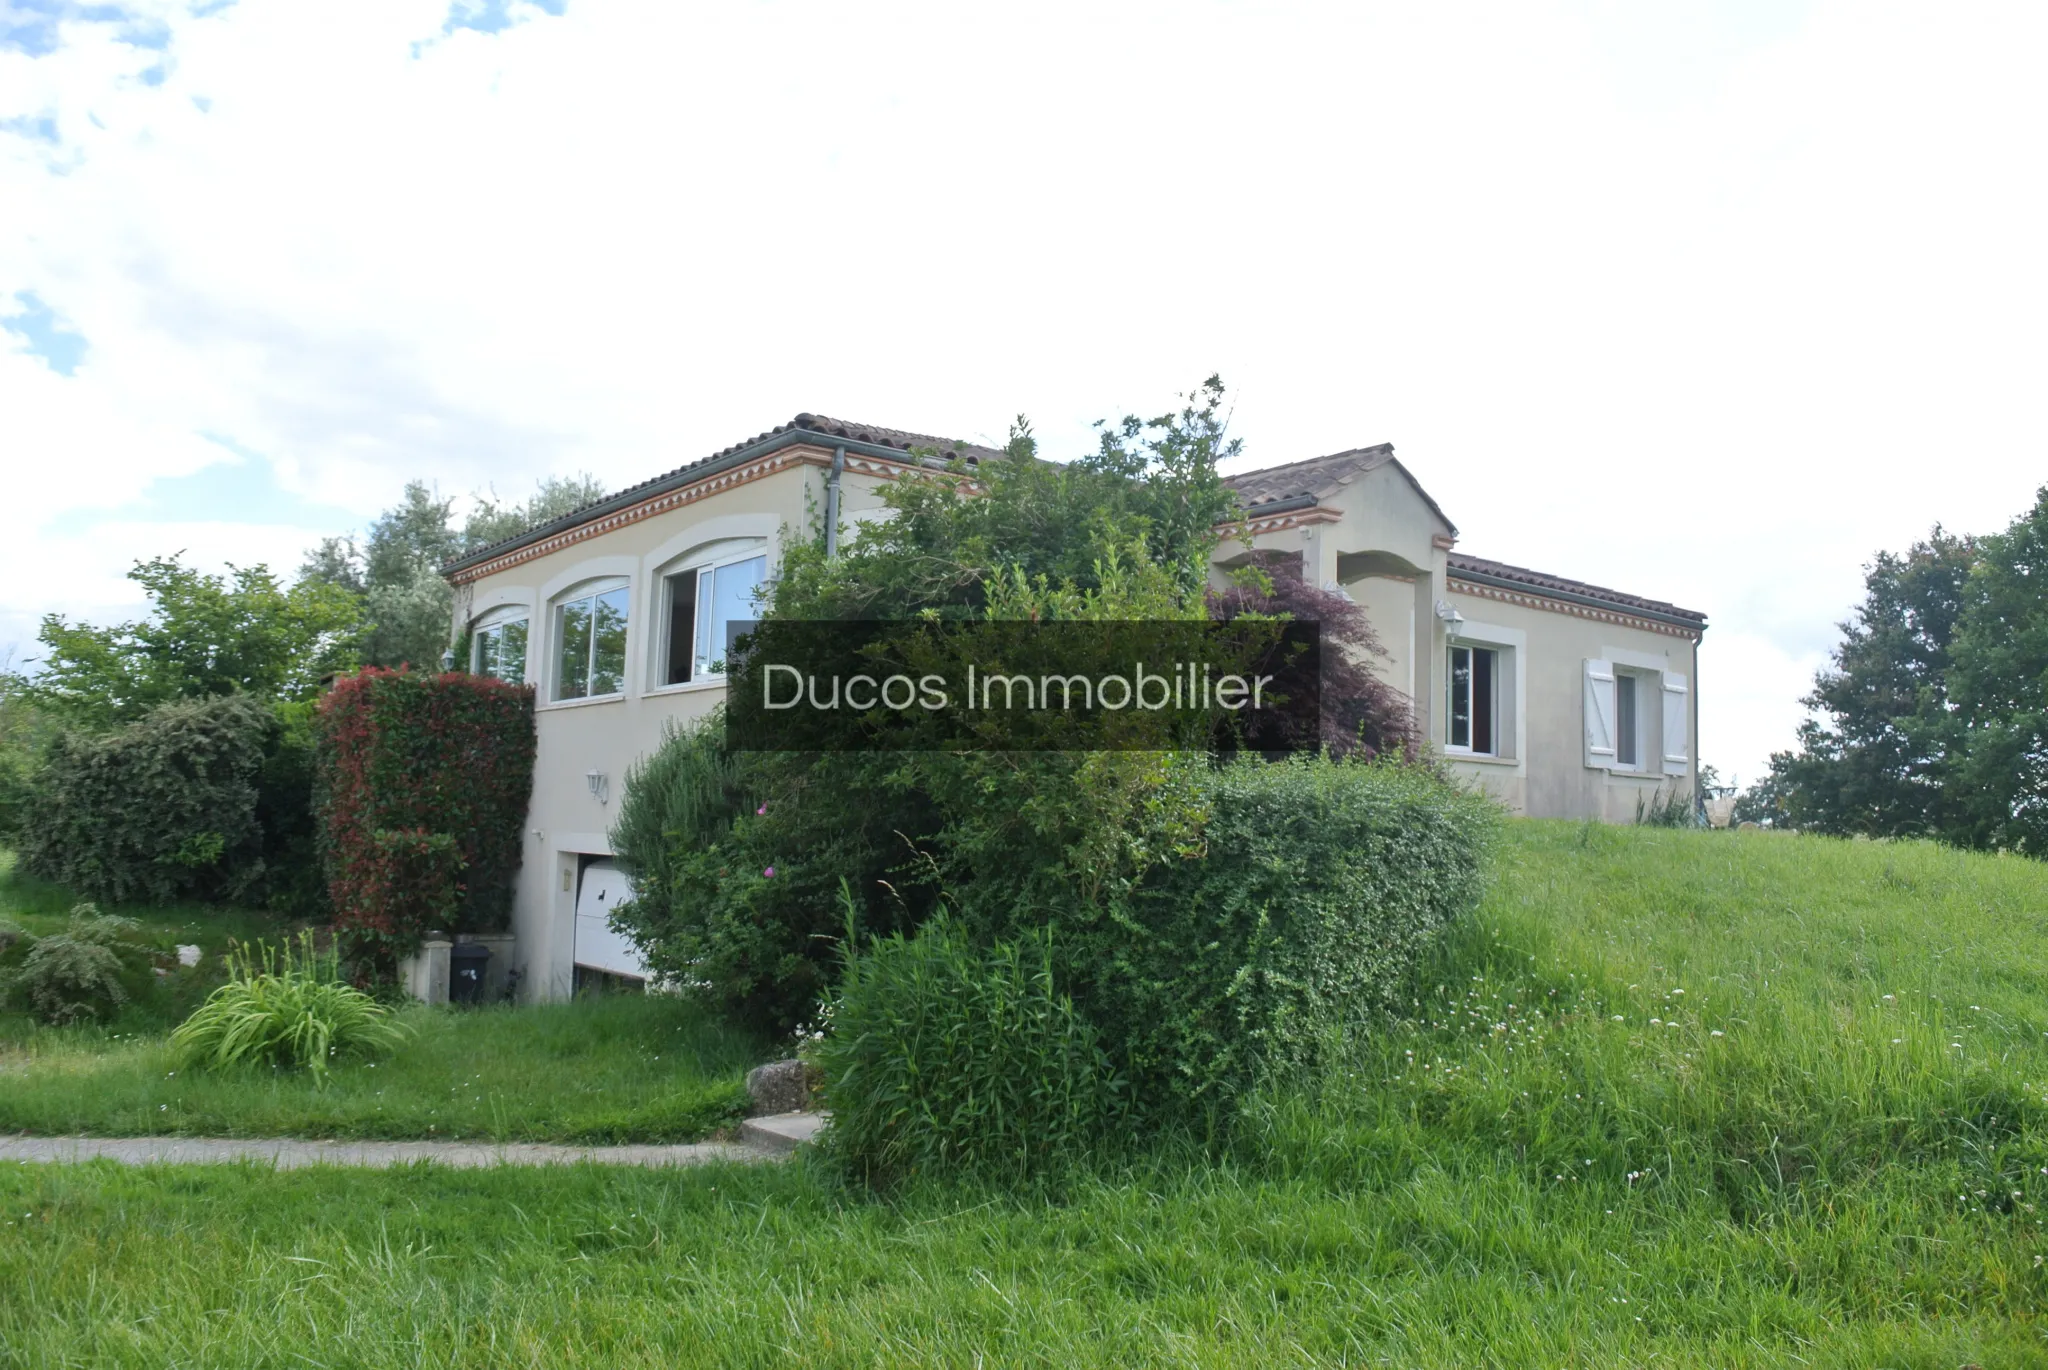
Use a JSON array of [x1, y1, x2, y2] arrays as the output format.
[[1447, 643, 1497, 754], [470, 608, 528, 685], [554, 580, 629, 702], [659, 550, 766, 685]]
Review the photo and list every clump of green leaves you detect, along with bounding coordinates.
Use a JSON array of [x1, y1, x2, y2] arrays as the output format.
[[1633, 784, 1695, 827], [1056, 754, 1497, 1118], [28, 555, 360, 729], [817, 904, 1125, 1189], [172, 931, 409, 1077], [16, 695, 278, 906], [1, 905, 144, 1025]]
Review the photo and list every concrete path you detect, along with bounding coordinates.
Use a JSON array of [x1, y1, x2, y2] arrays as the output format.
[[0, 1131, 802, 1170]]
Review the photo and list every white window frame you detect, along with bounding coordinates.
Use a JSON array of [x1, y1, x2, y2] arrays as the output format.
[[1612, 668, 1644, 771], [1444, 641, 1499, 757], [549, 576, 631, 705], [1443, 620, 1524, 765], [1590, 645, 1690, 778], [649, 539, 769, 694], [469, 604, 530, 684]]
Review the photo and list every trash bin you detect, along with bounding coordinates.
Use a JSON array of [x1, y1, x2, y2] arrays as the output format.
[[449, 941, 491, 1005]]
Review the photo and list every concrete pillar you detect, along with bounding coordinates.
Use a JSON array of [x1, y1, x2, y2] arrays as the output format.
[[400, 938, 453, 1005]]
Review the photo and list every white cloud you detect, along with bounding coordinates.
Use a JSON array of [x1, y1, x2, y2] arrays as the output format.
[[1, 0, 2043, 781]]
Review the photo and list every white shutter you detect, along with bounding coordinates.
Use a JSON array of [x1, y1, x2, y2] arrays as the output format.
[[1661, 671, 1690, 776], [1583, 659, 1616, 769]]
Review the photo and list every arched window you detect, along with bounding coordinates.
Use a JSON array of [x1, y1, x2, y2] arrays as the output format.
[[470, 605, 529, 685], [552, 578, 629, 701], [655, 540, 767, 686]]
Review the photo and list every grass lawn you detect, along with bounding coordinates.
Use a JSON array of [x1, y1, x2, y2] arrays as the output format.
[[1, 852, 764, 1144], [2, 823, 2045, 1366], [0, 994, 762, 1143]]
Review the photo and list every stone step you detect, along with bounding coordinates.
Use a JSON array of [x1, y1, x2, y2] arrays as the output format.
[[738, 1111, 829, 1154]]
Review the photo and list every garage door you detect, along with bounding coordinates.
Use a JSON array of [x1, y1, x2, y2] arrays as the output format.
[[573, 858, 650, 980]]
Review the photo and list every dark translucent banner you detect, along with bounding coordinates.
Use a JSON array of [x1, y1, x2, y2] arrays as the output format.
[[722, 619, 1322, 752]]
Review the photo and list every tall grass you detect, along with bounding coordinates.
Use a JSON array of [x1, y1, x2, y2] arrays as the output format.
[[0, 825, 2043, 1366], [0, 992, 762, 1142]]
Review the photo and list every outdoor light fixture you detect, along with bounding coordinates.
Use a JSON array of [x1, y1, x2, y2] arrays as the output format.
[[439, 648, 456, 671], [1434, 599, 1465, 627], [585, 770, 610, 805]]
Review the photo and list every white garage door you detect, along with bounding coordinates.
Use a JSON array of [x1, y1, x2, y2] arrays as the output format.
[[573, 858, 649, 980]]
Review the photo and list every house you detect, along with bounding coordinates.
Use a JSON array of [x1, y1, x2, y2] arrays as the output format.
[[441, 414, 1706, 1000]]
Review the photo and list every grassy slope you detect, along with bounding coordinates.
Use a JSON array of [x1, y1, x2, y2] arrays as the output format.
[[2, 824, 2045, 1368]]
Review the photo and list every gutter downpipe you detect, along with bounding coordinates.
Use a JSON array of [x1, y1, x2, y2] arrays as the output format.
[[823, 445, 847, 558]]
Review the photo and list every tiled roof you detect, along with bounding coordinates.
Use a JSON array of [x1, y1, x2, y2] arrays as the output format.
[[1222, 443, 1457, 537], [1449, 552, 1706, 625], [784, 414, 1007, 465], [1221, 443, 1398, 508], [569, 413, 1002, 524], [447, 412, 1001, 573]]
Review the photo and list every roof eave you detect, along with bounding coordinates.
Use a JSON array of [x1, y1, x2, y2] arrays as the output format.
[[1448, 563, 1708, 633], [441, 426, 969, 578]]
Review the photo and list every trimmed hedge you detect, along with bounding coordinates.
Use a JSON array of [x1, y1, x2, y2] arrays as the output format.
[[316, 670, 535, 961], [17, 695, 274, 905], [351, 829, 465, 959], [1042, 755, 1497, 1116]]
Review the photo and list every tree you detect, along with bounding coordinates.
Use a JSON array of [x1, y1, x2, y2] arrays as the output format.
[[1745, 488, 2048, 854], [0, 656, 56, 839], [1745, 527, 1976, 837], [463, 474, 608, 552], [1207, 555, 1416, 761], [1947, 488, 2048, 854], [29, 557, 361, 728], [302, 475, 606, 670]]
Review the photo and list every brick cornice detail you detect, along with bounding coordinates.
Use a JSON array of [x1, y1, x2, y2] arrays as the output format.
[[1447, 577, 1702, 642], [450, 443, 934, 584], [1228, 504, 1346, 538]]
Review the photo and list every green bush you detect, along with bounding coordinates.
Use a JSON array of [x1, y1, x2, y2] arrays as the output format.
[[1, 905, 144, 1025], [817, 913, 1125, 1188], [171, 932, 409, 1077], [17, 695, 276, 905], [610, 722, 941, 1032], [1043, 755, 1497, 1116]]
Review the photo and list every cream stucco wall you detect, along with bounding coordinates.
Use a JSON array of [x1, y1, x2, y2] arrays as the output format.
[[1438, 588, 1698, 820], [454, 455, 888, 1000]]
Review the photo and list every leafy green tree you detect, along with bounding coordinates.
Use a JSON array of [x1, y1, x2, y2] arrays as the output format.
[[1746, 527, 1976, 836], [1946, 488, 2048, 854], [303, 475, 605, 670], [29, 557, 361, 728], [1747, 489, 2048, 853], [0, 658, 56, 839], [463, 474, 607, 552]]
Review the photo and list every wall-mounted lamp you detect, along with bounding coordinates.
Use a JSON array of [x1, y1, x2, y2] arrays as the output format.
[[585, 771, 610, 805], [1434, 599, 1465, 628], [439, 648, 456, 672]]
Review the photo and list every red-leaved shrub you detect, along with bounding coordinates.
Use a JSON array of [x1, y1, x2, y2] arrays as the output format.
[[316, 670, 535, 967], [354, 829, 464, 961]]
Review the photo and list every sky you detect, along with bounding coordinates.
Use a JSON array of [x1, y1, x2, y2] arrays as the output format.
[[2, 0, 2044, 786]]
